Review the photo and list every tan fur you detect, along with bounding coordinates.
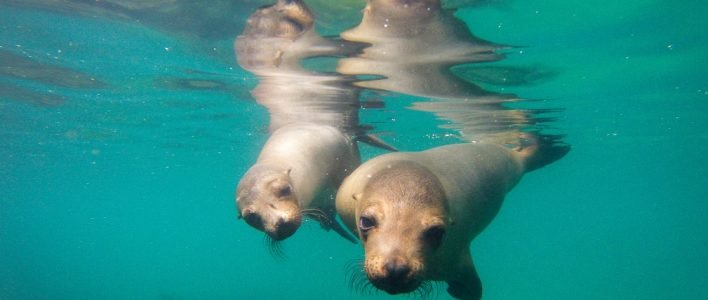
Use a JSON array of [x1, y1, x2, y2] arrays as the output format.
[[238, 123, 359, 240], [336, 143, 525, 299]]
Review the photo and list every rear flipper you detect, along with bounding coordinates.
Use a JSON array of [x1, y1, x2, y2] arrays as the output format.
[[446, 255, 482, 300]]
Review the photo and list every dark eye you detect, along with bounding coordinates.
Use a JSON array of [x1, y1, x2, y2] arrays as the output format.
[[275, 185, 292, 198], [358, 216, 376, 232], [422, 225, 445, 250]]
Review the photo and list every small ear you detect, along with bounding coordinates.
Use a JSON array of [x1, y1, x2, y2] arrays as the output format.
[[352, 193, 362, 201], [283, 168, 292, 176]]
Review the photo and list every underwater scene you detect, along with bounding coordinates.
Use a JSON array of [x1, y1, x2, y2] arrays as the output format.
[[1, 0, 707, 299]]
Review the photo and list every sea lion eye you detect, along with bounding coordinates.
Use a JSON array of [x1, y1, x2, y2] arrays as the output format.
[[275, 184, 292, 198], [422, 225, 445, 250], [358, 216, 376, 232]]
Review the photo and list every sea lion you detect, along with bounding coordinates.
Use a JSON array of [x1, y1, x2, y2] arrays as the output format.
[[237, 123, 360, 242], [234, 0, 374, 243], [336, 138, 569, 299]]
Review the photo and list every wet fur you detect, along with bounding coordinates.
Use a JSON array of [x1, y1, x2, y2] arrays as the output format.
[[237, 123, 360, 242], [336, 142, 568, 299]]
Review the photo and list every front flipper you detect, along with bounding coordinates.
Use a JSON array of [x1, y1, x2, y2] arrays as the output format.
[[309, 208, 358, 244], [356, 133, 398, 152], [446, 255, 482, 300], [328, 216, 358, 244]]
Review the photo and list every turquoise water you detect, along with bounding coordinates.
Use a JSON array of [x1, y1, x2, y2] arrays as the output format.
[[1, 1, 707, 299]]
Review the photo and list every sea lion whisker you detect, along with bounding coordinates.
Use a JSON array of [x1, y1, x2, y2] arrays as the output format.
[[431, 281, 445, 300], [344, 259, 361, 289], [300, 208, 328, 215], [300, 209, 331, 224], [356, 277, 374, 296], [410, 280, 437, 300], [365, 280, 378, 296], [345, 259, 374, 296], [300, 211, 327, 221], [300, 208, 328, 217], [263, 235, 287, 261]]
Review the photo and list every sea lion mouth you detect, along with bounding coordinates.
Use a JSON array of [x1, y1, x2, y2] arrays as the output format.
[[266, 218, 300, 241], [241, 208, 302, 240], [367, 261, 422, 295], [370, 277, 421, 295]]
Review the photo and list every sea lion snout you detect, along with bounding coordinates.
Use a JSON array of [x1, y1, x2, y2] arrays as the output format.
[[384, 257, 412, 281], [270, 216, 300, 240], [366, 254, 422, 294], [240, 205, 302, 241]]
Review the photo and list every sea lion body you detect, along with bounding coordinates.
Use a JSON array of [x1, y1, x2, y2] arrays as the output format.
[[336, 142, 563, 299], [238, 123, 360, 241]]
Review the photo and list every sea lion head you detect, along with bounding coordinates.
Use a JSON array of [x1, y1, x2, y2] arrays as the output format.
[[236, 165, 301, 241], [354, 161, 448, 294]]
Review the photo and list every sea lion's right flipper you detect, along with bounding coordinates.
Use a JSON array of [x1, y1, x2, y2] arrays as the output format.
[[446, 255, 482, 300], [329, 217, 358, 244], [313, 207, 358, 244], [357, 134, 398, 152], [517, 132, 570, 173]]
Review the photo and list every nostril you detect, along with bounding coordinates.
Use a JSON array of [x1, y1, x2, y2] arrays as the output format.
[[384, 260, 411, 281]]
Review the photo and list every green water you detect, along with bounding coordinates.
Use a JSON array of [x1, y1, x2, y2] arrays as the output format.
[[1, 1, 707, 299]]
